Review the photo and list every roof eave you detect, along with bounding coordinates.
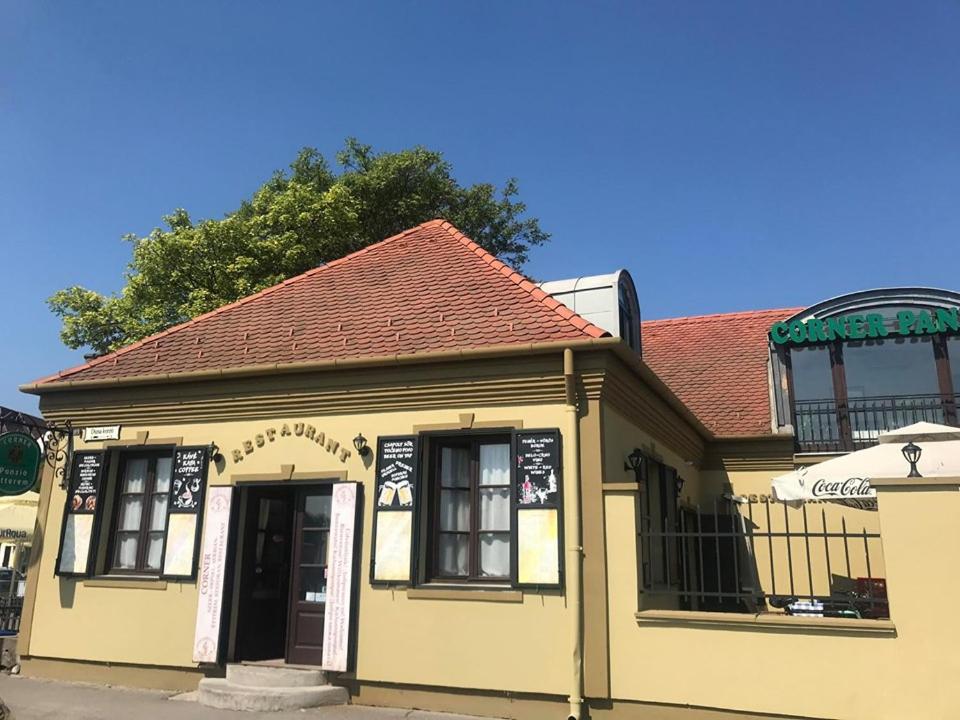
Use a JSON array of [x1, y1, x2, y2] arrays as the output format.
[[21, 337, 620, 395]]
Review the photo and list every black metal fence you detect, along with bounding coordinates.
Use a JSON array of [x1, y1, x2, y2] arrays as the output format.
[[0, 597, 23, 633], [794, 394, 957, 453], [639, 496, 889, 619]]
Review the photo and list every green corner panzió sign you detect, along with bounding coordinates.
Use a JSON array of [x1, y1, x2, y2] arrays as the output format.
[[771, 307, 960, 346], [0, 432, 42, 496]]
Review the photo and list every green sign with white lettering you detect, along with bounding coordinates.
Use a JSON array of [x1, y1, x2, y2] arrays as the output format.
[[0, 432, 41, 496], [771, 307, 960, 346]]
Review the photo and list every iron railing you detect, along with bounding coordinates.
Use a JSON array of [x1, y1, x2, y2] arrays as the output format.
[[793, 393, 958, 453], [639, 496, 889, 619], [0, 597, 23, 633]]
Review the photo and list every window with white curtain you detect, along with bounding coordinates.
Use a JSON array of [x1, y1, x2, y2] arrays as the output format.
[[432, 436, 512, 581], [111, 452, 172, 573]]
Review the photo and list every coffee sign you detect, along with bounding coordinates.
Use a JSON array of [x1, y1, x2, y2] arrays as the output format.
[[0, 432, 41, 496]]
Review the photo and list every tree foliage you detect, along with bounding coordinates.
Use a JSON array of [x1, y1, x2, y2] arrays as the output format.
[[49, 139, 549, 354]]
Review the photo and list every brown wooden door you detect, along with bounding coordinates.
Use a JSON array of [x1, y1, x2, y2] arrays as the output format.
[[286, 486, 332, 665]]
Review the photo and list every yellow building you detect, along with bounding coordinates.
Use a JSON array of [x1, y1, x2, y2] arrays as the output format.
[[16, 222, 960, 719]]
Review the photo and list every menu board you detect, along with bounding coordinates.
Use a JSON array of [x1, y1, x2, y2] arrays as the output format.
[[513, 429, 563, 588], [375, 437, 418, 510], [69, 452, 104, 514], [371, 436, 419, 584], [56, 451, 106, 576], [516, 430, 561, 506], [171, 447, 207, 511], [162, 446, 209, 579]]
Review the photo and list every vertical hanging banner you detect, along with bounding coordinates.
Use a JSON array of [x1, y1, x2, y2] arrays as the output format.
[[322, 482, 359, 672], [370, 436, 419, 584], [192, 486, 232, 664]]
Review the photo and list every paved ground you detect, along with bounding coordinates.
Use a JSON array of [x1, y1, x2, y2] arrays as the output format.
[[0, 676, 496, 720]]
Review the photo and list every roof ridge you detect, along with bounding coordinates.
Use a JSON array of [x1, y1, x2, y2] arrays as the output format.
[[642, 307, 803, 325], [435, 221, 608, 339], [39, 219, 450, 384]]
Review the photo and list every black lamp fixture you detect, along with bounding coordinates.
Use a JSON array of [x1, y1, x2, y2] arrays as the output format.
[[676, 475, 685, 496], [901, 442, 922, 478], [353, 433, 371, 458], [624, 448, 644, 482], [209, 442, 224, 463]]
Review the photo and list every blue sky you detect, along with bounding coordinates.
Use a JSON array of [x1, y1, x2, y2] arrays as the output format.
[[2, 1, 959, 413]]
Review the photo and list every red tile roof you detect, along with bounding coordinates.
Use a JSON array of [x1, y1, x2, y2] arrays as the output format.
[[641, 308, 802, 437], [37, 220, 608, 386]]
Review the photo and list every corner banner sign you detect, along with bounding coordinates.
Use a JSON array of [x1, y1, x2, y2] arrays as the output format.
[[0, 432, 41, 496]]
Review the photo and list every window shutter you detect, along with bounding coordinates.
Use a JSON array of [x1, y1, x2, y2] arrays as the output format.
[[55, 451, 107, 577], [369, 436, 419, 585], [511, 429, 564, 589], [160, 446, 209, 580]]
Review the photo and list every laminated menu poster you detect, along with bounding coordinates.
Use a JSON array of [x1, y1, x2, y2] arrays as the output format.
[[162, 447, 209, 578], [171, 447, 207, 510], [375, 437, 418, 509], [57, 452, 105, 575], [517, 508, 560, 585], [371, 436, 419, 584], [69, 452, 104, 514], [516, 431, 561, 506]]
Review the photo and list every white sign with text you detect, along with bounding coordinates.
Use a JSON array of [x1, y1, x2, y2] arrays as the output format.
[[321, 482, 358, 672], [192, 486, 232, 663]]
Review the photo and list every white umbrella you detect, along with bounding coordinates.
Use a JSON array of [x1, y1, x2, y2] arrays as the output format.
[[771, 422, 960, 510]]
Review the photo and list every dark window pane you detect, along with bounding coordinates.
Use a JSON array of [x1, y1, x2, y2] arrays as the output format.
[[790, 345, 833, 401], [299, 566, 327, 603], [950, 336, 960, 394], [437, 534, 468, 576], [304, 494, 331, 528], [300, 530, 328, 566], [844, 337, 938, 398], [440, 447, 470, 487], [439, 490, 470, 531]]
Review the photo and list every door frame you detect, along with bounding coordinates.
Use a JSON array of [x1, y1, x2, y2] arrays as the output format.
[[226, 477, 359, 667]]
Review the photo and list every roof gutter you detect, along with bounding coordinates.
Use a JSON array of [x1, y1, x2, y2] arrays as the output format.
[[21, 336, 714, 442]]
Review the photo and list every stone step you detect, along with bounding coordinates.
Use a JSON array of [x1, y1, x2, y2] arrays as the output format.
[[197, 678, 348, 712], [227, 663, 328, 688]]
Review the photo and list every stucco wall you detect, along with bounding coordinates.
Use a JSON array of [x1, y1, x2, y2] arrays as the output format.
[[28, 403, 575, 694], [603, 480, 960, 720]]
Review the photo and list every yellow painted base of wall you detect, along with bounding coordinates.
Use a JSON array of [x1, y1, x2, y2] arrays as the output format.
[[19, 656, 209, 692], [349, 681, 814, 720]]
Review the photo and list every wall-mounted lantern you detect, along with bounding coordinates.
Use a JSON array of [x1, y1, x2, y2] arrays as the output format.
[[353, 433, 371, 458], [624, 448, 644, 482], [209, 442, 224, 464], [901, 442, 922, 478]]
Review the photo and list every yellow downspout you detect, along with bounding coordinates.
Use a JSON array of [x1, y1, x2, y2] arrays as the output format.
[[564, 348, 584, 720]]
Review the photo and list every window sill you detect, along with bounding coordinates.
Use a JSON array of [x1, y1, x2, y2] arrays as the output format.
[[82, 576, 168, 590], [407, 586, 523, 603], [635, 609, 896, 636]]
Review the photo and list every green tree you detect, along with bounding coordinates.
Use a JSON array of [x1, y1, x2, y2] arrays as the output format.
[[49, 139, 549, 355]]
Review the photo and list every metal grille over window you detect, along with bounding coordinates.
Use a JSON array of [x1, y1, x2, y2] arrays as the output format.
[[637, 490, 889, 620]]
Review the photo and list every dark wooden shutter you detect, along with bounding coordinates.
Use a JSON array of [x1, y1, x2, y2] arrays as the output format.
[[55, 451, 107, 577], [511, 429, 564, 589], [160, 446, 209, 580], [369, 436, 419, 586]]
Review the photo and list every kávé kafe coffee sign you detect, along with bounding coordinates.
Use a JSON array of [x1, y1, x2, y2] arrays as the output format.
[[0, 432, 41, 496], [771, 307, 960, 346]]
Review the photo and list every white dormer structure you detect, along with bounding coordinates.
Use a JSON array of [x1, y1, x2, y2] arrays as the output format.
[[539, 270, 641, 355]]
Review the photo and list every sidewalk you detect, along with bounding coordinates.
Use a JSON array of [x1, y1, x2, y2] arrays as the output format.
[[0, 676, 497, 720]]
